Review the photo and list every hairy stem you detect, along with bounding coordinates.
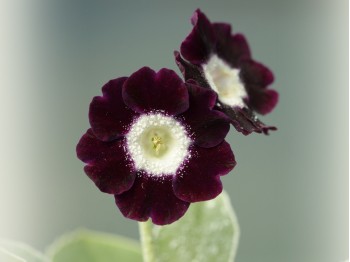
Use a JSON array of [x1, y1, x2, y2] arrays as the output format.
[[138, 221, 155, 262]]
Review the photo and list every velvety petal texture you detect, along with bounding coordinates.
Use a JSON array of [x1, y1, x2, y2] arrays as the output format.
[[181, 82, 230, 148], [177, 9, 278, 135], [213, 23, 251, 68], [174, 51, 210, 89], [173, 142, 236, 202], [89, 77, 138, 141], [180, 9, 216, 65], [122, 67, 189, 116], [76, 129, 136, 194], [240, 60, 274, 87], [76, 65, 236, 225], [115, 175, 190, 225], [246, 88, 279, 115]]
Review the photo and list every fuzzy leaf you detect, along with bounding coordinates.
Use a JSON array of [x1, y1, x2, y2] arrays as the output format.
[[0, 249, 23, 262], [47, 229, 142, 262], [0, 240, 48, 262], [140, 190, 240, 262]]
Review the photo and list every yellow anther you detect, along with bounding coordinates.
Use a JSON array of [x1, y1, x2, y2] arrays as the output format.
[[151, 135, 163, 154]]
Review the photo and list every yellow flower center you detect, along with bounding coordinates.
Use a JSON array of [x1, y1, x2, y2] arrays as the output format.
[[126, 113, 191, 176], [151, 134, 163, 154]]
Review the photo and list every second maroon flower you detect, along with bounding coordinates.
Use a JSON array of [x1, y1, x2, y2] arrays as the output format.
[[176, 9, 279, 135]]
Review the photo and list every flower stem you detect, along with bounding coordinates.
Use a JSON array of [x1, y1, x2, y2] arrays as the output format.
[[139, 221, 155, 262]]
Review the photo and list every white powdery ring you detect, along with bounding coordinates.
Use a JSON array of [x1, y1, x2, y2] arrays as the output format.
[[126, 113, 191, 176], [203, 54, 247, 108]]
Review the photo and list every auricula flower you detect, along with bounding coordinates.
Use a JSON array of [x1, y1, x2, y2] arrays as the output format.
[[175, 9, 279, 135], [76, 67, 236, 225]]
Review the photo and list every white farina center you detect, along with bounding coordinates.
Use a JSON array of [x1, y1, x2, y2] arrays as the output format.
[[203, 54, 247, 108], [126, 113, 191, 176]]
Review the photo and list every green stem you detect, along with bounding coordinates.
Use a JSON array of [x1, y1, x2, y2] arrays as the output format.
[[138, 221, 155, 262]]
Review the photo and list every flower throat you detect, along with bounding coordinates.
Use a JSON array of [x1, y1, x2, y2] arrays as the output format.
[[151, 134, 163, 155]]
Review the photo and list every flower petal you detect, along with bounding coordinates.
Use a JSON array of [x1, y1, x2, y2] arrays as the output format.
[[240, 59, 274, 86], [173, 142, 236, 202], [174, 51, 211, 89], [180, 83, 230, 148], [205, 23, 251, 67], [76, 129, 136, 194], [180, 9, 216, 65], [89, 77, 138, 141], [115, 174, 190, 225], [247, 87, 279, 115], [220, 106, 277, 135], [122, 67, 189, 115], [212, 23, 232, 41]]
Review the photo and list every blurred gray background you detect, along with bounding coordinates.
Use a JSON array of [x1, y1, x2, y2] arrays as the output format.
[[0, 0, 348, 261]]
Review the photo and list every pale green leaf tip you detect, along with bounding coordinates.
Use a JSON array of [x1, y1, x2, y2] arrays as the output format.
[[221, 190, 240, 261], [46, 228, 141, 259], [0, 239, 49, 262], [0, 247, 26, 262]]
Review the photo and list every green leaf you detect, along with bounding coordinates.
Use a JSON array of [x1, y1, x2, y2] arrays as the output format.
[[47, 229, 142, 262], [0, 248, 24, 262], [0, 239, 48, 262], [139, 190, 240, 262]]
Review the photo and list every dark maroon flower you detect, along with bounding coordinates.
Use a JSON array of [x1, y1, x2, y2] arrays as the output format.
[[76, 67, 236, 225], [176, 9, 279, 135]]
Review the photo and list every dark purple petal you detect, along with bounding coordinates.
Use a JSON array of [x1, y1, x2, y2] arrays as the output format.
[[89, 77, 138, 141], [173, 142, 235, 202], [122, 67, 189, 115], [217, 33, 251, 68], [77, 129, 116, 164], [76, 129, 136, 194], [220, 105, 277, 135], [247, 88, 279, 115], [240, 60, 274, 86], [180, 83, 230, 148], [205, 22, 251, 67], [174, 51, 211, 89], [180, 9, 216, 65], [115, 174, 190, 225], [212, 23, 232, 41]]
